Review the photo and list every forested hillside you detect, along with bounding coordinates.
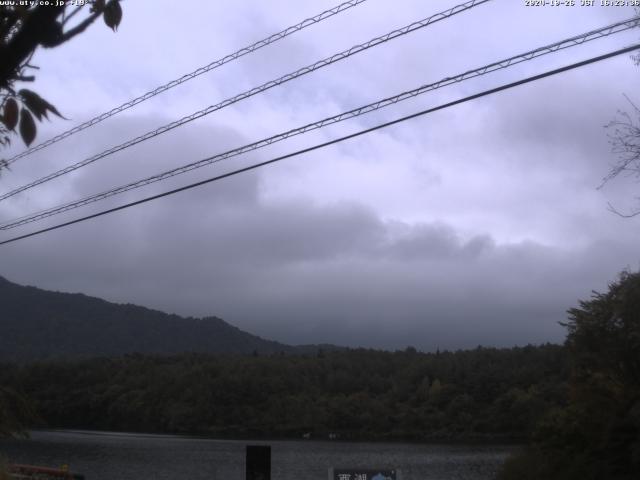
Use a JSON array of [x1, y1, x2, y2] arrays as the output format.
[[0, 345, 567, 441], [0, 276, 299, 360]]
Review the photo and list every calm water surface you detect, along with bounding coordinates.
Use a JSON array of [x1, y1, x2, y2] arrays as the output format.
[[0, 430, 516, 480]]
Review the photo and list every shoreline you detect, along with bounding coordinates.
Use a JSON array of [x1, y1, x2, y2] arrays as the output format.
[[21, 428, 526, 447]]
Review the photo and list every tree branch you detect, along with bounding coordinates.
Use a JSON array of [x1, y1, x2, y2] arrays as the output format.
[[0, 6, 64, 88], [57, 7, 104, 45], [607, 201, 640, 218], [61, 5, 84, 26]]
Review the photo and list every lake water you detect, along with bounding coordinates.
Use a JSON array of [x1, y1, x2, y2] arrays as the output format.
[[0, 430, 516, 480]]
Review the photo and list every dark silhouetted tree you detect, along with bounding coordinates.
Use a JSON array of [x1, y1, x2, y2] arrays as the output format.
[[500, 271, 640, 480], [602, 12, 640, 216], [0, 1, 123, 160]]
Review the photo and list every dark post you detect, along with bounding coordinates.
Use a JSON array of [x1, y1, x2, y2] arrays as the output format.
[[246, 445, 271, 480]]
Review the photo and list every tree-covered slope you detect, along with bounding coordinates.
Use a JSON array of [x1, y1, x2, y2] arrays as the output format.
[[0, 276, 294, 360], [0, 345, 567, 440]]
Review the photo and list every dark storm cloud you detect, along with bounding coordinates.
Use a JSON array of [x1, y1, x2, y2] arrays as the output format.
[[380, 222, 495, 261]]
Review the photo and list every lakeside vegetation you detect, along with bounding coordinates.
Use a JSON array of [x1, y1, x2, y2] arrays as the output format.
[[0, 344, 567, 442]]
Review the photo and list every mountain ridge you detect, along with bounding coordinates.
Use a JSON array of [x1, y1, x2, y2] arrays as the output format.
[[0, 275, 335, 361]]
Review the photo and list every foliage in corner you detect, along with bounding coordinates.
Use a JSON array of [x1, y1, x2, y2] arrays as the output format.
[[0, 455, 10, 480], [0, 0, 123, 164], [602, 10, 640, 217], [0, 386, 36, 438], [603, 97, 640, 217], [499, 271, 640, 480]]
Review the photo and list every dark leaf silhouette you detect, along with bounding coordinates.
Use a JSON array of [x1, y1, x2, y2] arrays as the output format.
[[91, 0, 106, 13], [39, 21, 63, 48], [103, 0, 123, 31], [19, 89, 64, 121], [2, 98, 19, 131], [19, 108, 36, 146]]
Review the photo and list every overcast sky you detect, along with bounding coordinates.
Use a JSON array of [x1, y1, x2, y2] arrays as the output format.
[[1, 0, 639, 351]]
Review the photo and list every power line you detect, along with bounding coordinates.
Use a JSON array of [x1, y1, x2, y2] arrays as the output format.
[[2, 15, 638, 231], [1, 43, 637, 247], [3, 0, 370, 166], [0, 0, 492, 203]]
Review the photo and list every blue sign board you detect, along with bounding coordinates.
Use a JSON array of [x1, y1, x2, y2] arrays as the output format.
[[331, 469, 398, 480]]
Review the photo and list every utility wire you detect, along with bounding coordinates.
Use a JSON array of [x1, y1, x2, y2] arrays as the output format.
[[2, 15, 638, 231], [3, 0, 370, 166], [0, 0, 492, 203], [1, 43, 638, 247]]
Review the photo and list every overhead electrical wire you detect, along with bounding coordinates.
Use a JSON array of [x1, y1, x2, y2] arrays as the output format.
[[0, 0, 492, 203], [1, 43, 638, 247], [3, 0, 370, 166], [1, 15, 638, 232]]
